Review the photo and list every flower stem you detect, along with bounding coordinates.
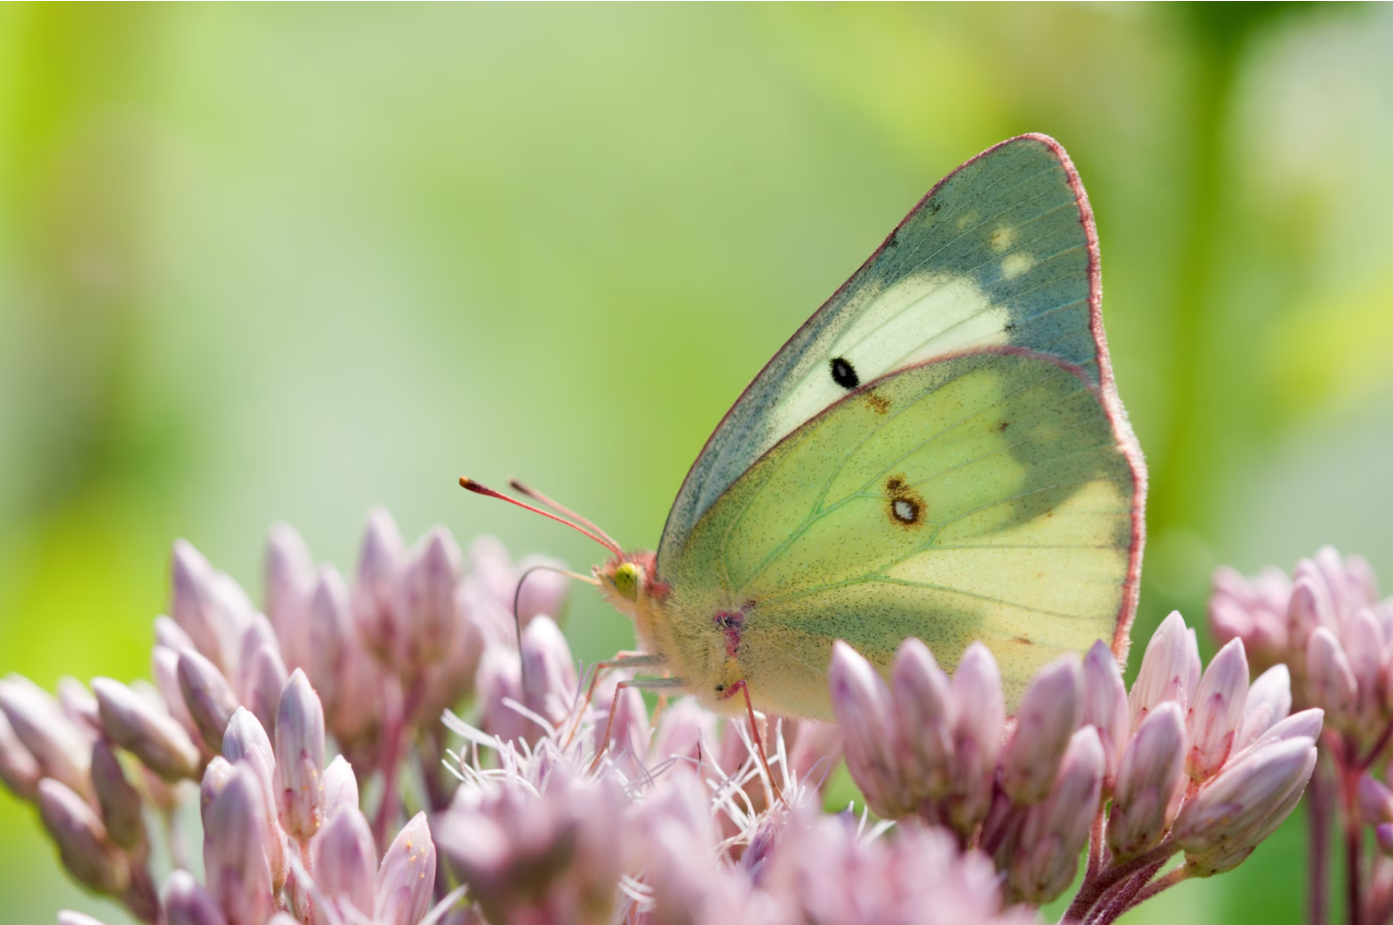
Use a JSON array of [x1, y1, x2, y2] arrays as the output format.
[[1059, 843, 1176, 924], [1310, 757, 1333, 925]]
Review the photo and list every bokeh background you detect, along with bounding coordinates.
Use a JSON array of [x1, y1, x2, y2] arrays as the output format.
[[2, 3, 1392, 922]]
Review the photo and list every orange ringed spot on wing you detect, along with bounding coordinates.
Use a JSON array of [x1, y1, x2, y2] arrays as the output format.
[[884, 474, 926, 529]]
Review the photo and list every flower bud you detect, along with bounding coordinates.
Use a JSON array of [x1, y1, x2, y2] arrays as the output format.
[[275, 669, 326, 841], [164, 869, 229, 925], [787, 720, 843, 790], [171, 541, 254, 675], [221, 708, 286, 886], [92, 677, 201, 781], [1378, 823, 1393, 857], [376, 812, 436, 925], [1236, 665, 1292, 751], [1288, 573, 1334, 650], [57, 677, 102, 737], [829, 641, 903, 817], [353, 507, 405, 658], [0, 675, 92, 797], [1186, 638, 1249, 782], [1360, 775, 1393, 828], [1002, 657, 1081, 805], [946, 643, 1005, 833], [264, 522, 315, 648], [519, 616, 578, 730], [330, 639, 384, 746], [514, 554, 572, 625], [890, 638, 954, 801], [396, 529, 464, 676], [203, 762, 275, 925], [91, 740, 144, 849], [1008, 726, 1105, 904], [1081, 642, 1129, 788], [1107, 701, 1187, 861], [1172, 737, 1318, 860], [58, 914, 111, 925], [650, 696, 717, 778], [1129, 612, 1199, 725], [0, 707, 41, 800], [37, 778, 130, 896], [1306, 627, 1357, 726], [152, 645, 200, 740], [314, 805, 377, 917], [322, 754, 360, 821], [477, 647, 529, 746], [301, 567, 352, 718], [178, 648, 241, 754], [241, 640, 289, 739]]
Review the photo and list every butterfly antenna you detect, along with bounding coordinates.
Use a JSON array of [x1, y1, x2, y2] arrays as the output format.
[[508, 478, 623, 552], [460, 477, 623, 556]]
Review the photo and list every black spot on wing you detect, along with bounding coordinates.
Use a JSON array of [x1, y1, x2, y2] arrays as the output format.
[[830, 357, 859, 390]]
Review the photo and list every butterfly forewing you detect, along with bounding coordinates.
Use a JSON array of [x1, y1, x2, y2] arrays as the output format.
[[661, 351, 1137, 716], [659, 135, 1119, 573]]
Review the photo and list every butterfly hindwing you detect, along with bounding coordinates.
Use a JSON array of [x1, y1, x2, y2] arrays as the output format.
[[661, 350, 1137, 716], [659, 135, 1128, 577]]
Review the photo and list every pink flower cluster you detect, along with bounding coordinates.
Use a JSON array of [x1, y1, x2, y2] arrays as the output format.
[[1210, 546, 1393, 924], [0, 512, 1340, 925], [829, 615, 1321, 921]]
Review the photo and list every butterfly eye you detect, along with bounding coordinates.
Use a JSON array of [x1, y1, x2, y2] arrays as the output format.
[[613, 562, 641, 601]]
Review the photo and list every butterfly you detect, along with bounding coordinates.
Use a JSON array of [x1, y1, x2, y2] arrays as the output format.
[[464, 133, 1145, 732]]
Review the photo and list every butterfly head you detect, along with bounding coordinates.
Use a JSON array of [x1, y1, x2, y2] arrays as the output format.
[[595, 550, 661, 617]]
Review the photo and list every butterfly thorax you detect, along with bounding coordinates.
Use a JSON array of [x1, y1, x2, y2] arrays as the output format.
[[595, 550, 751, 713]]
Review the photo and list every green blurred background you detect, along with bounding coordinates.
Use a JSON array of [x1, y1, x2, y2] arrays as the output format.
[[2, 3, 1391, 922]]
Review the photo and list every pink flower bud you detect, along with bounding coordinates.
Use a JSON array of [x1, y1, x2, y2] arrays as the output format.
[[91, 739, 144, 849], [353, 507, 406, 659], [152, 645, 200, 740], [264, 522, 315, 646], [322, 754, 360, 821], [1306, 627, 1357, 726], [396, 529, 464, 677], [1107, 701, 1186, 861], [274, 670, 326, 841], [314, 805, 377, 918], [829, 641, 904, 817], [376, 812, 436, 925], [477, 647, 529, 745], [203, 762, 275, 925], [890, 638, 954, 801], [331, 638, 384, 746], [1236, 665, 1292, 751], [171, 541, 254, 675], [1008, 726, 1105, 903], [163, 869, 229, 925], [649, 697, 717, 778], [0, 675, 92, 798], [1289, 573, 1335, 649], [1172, 737, 1318, 861], [59, 913, 112, 925], [300, 568, 351, 722], [0, 706, 41, 800], [1208, 566, 1291, 669], [37, 778, 130, 896], [1129, 612, 1198, 726], [946, 643, 1005, 833], [594, 677, 650, 770], [519, 616, 578, 730], [222, 708, 287, 887], [240, 640, 289, 740], [1081, 641, 1129, 789], [1360, 775, 1393, 827], [514, 553, 572, 625], [1378, 823, 1393, 857], [178, 648, 241, 754], [1186, 638, 1249, 782], [57, 677, 102, 737], [1002, 657, 1081, 805], [92, 677, 201, 781], [787, 720, 844, 790]]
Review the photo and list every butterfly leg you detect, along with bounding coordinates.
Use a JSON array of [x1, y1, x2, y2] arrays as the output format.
[[588, 675, 687, 775], [563, 652, 667, 748], [726, 679, 784, 805]]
